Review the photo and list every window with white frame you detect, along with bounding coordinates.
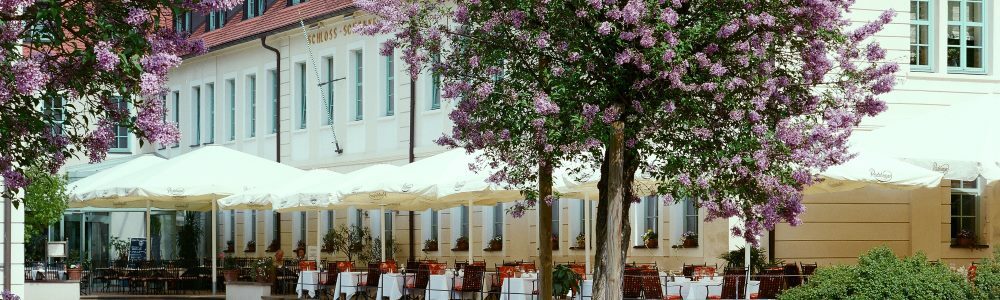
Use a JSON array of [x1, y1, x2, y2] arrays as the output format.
[[430, 210, 439, 241], [227, 79, 236, 141], [289, 0, 306, 5], [910, 0, 932, 70], [325, 210, 335, 233], [297, 62, 307, 129], [265, 212, 279, 246], [226, 210, 235, 244], [551, 200, 560, 242], [110, 97, 129, 151], [492, 203, 503, 238], [460, 206, 469, 238], [951, 178, 981, 242], [946, 0, 985, 73], [44, 96, 65, 136], [384, 53, 394, 116], [682, 198, 698, 235], [430, 54, 441, 110], [324, 57, 335, 125], [269, 70, 279, 133], [172, 91, 180, 147], [296, 212, 307, 245], [173, 11, 191, 33], [352, 50, 364, 121], [354, 208, 364, 229], [206, 83, 215, 143], [384, 210, 394, 242], [191, 87, 201, 146], [643, 196, 659, 234], [244, 210, 257, 245], [247, 75, 257, 138]]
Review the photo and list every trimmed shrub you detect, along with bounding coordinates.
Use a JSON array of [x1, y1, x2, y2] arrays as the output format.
[[973, 249, 1000, 299], [780, 246, 972, 300]]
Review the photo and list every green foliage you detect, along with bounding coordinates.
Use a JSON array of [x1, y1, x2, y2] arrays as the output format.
[[251, 257, 276, 282], [222, 253, 237, 270], [780, 247, 973, 300], [22, 168, 68, 242], [326, 224, 389, 264], [641, 229, 656, 242], [552, 264, 581, 296], [973, 248, 1000, 299], [176, 212, 202, 267], [109, 237, 129, 261], [718, 246, 781, 275]]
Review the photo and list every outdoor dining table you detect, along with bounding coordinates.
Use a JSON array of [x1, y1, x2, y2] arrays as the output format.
[[425, 273, 463, 299], [500, 275, 538, 300], [295, 270, 321, 298], [332, 271, 365, 299], [376, 273, 406, 300]]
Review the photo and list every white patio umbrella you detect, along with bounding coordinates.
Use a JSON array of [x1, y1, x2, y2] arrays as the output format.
[[805, 152, 943, 194], [72, 145, 303, 294], [853, 95, 1000, 183], [67, 154, 166, 205]]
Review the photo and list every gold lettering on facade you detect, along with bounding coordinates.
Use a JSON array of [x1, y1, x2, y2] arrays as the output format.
[[308, 18, 377, 44]]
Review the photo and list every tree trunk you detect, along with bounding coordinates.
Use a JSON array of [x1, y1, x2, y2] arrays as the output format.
[[593, 121, 626, 300], [538, 162, 554, 300]]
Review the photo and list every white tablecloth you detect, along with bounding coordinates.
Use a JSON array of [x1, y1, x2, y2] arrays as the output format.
[[28, 269, 66, 280], [377, 273, 406, 300], [500, 277, 537, 300], [425, 274, 461, 299], [332, 272, 364, 299], [296, 270, 320, 298]]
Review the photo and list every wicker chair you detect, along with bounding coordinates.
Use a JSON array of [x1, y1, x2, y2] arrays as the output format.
[[800, 263, 818, 283], [639, 268, 664, 299], [714, 268, 747, 300], [453, 265, 485, 300], [403, 263, 431, 300], [455, 260, 470, 271], [752, 268, 785, 299], [489, 265, 517, 297], [623, 267, 644, 299], [782, 263, 802, 289], [359, 263, 382, 300]]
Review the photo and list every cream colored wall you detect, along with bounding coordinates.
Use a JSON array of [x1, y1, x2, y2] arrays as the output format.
[[776, 181, 995, 267]]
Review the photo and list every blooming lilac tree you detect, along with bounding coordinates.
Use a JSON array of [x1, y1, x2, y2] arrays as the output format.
[[357, 0, 897, 298], [0, 0, 240, 201]]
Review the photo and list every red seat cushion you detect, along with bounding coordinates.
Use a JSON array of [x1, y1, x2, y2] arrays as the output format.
[[707, 296, 722, 300], [751, 293, 760, 299], [453, 284, 464, 291], [666, 295, 683, 300], [405, 283, 415, 288]]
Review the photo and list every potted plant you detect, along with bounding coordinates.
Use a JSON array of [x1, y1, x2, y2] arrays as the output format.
[[296, 240, 306, 251], [67, 264, 82, 280], [642, 229, 658, 248], [109, 237, 129, 262], [222, 253, 239, 282], [488, 234, 503, 251], [681, 231, 698, 248], [266, 239, 280, 252], [224, 240, 235, 253], [251, 257, 276, 283], [551, 233, 560, 250], [552, 264, 582, 297], [423, 239, 438, 252], [575, 232, 586, 248], [245, 240, 256, 252], [322, 230, 336, 252], [454, 236, 469, 251], [956, 230, 976, 247]]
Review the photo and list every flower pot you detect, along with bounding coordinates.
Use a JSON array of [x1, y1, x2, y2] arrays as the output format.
[[576, 240, 585, 248], [223, 270, 239, 282], [67, 268, 83, 280], [644, 239, 658, 248], [489, 241, 503, 251], [957, 237, 975, 247], [683, 238, 697, 248]]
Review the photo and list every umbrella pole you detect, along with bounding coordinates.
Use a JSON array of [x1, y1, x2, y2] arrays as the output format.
[[146, 200, 151, 260], [744, 236, 751, 300], [212, 201, 218, 295], [468, 200, 473, 263], [380, 205, 386, 262], [316, 211, 321, 268], [584, 194, 591, 275]]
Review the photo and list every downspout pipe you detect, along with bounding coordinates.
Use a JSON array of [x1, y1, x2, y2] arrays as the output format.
[[261, 35, 282, 163], [260, 35, 283, 258]]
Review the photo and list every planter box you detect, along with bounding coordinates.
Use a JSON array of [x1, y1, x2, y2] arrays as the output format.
[[226, 281, 272, 300]]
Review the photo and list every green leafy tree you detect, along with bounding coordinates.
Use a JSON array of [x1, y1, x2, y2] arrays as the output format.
[[973, 248, 1000, 299], [22, 167, 68, 261], [176, 212, 202, 267]]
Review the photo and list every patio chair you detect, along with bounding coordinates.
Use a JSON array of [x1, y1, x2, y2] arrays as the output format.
[[403, 263, 431, 300], [783, 263, 802, 289], [623, 267, 644, 299], [568, 264, 587, 280], [359, 263, 382, 300], [520, 262, 537, 272], [682, 263, 706, 279], [752, 268, 785, 299], [800, 263, 818, 283], [406, 260, 421, 274], [453, 265, 485, 300], [488, 265, 517, 298], [455, 260, 470, 271], [472, 260, 487, 267], [713, 268, 747, 300], [322, 262, 342, 299], [639, 268, 666, 299]]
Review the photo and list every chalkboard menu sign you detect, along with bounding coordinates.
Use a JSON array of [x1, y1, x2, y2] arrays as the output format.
[[129, 238, 147, 262]]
